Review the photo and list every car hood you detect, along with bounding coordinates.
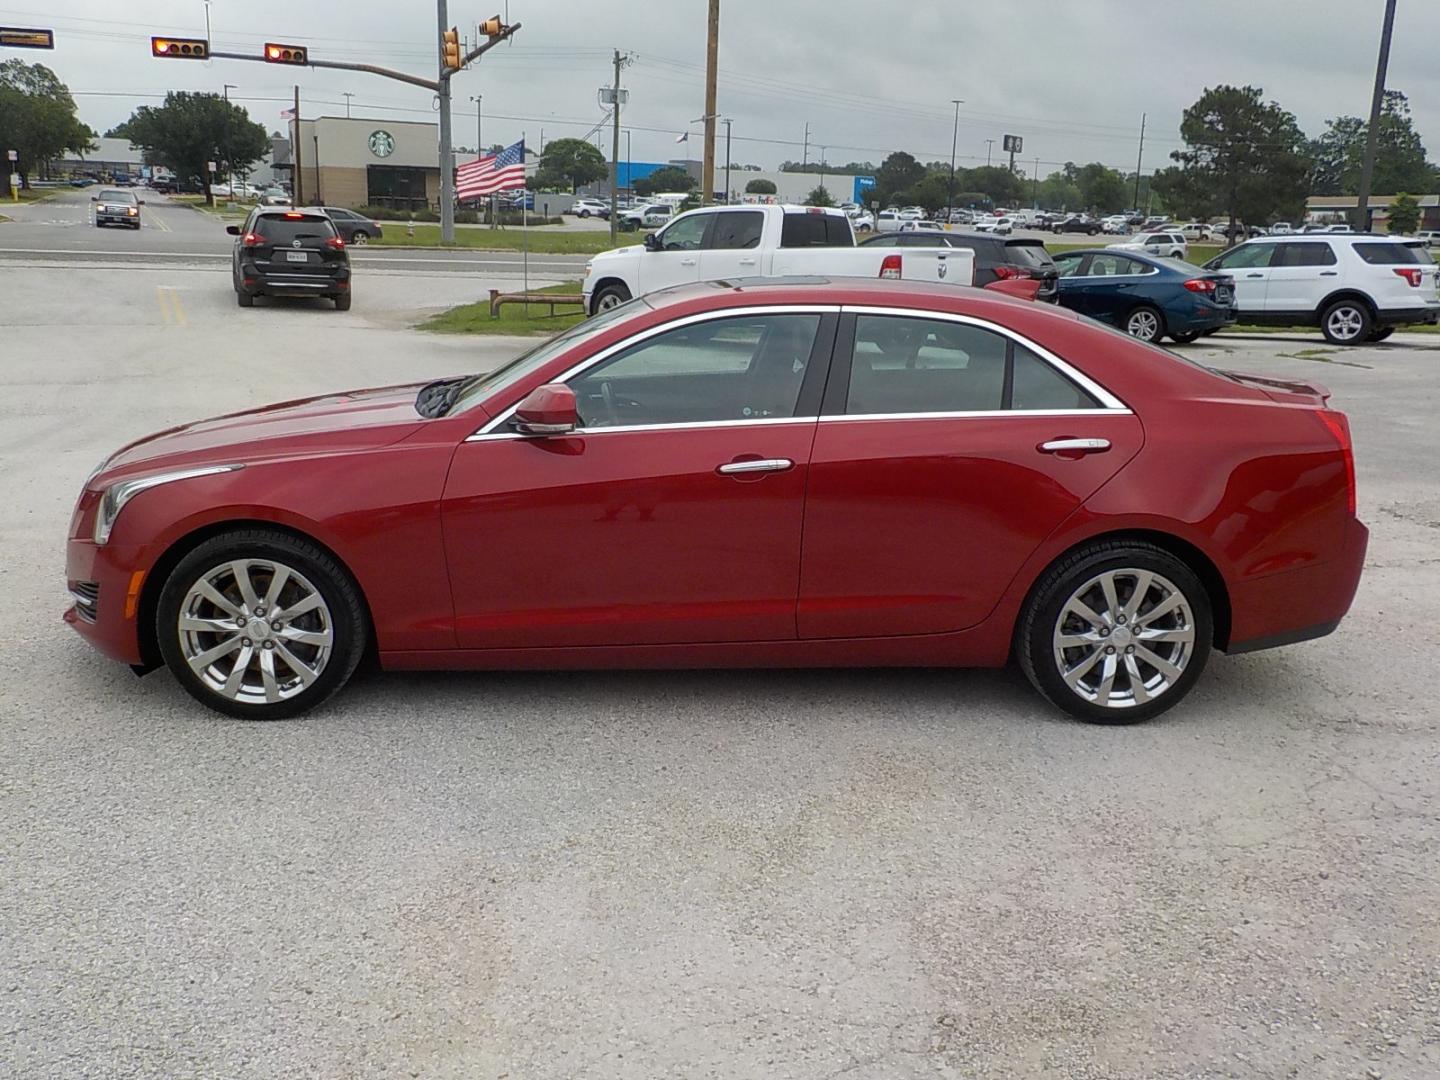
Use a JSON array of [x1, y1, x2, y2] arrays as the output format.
[[97, 381, 435, 481]]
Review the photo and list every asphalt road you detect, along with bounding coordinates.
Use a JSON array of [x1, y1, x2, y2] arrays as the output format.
[[3, 232, 1439, 1079], [0, 188, 591, 277]]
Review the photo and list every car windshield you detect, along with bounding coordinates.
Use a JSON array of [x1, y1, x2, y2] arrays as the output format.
[[98, 190, 133, 203], [445, 299, 653, 416]]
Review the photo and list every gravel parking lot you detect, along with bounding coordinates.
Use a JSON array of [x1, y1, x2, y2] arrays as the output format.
[[3, 251, 1439, 1078]]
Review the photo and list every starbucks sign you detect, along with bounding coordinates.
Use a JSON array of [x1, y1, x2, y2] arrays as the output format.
[[368, 130, 395, 158]]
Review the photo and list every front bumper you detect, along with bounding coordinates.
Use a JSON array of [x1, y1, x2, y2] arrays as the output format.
[[97, 211, 139, 225], [63, 536, 150, 666]]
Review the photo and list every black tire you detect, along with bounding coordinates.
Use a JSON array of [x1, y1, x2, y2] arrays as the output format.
[[1088, 226, 1100, 235], [350, 231, 369, 246], [591, 282, 631, 315], [1125, 304, 1166, 343], [156, 529, 369, 720], [1170, 330, 1202, 344], [1320, 298, 1372, 345], [1367, 325, 1394, 342], [236, 289, 254, 308], [1017, 540, 1213, 725], [334, 291, 352, 311], [578, 209, 590, 218]]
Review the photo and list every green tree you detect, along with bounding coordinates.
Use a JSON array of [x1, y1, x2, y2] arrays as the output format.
[[1075, 163, 1128, 213], [967, 165, 1024, 207], [1168, 84, 1311, 241], [634, 164, 696, 196], [1386, 192, 1420, 235], [0, 60, 94, 187], [744, 177, 777, 195], [898, 172, 953, 212], [1036, 171, 1081, 212], [1308, 91, 1432, 197], [117, 92, 269, 205], [104, 120, 135, 139], [874, 151, 925, 206], [1150, 165, 1218, 221], [805, 184, 834, 207], [533, 137, 606, 193]]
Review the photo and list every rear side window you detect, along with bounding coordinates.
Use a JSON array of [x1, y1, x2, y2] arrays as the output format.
[[1276, 242, 1338, 267], [1353, 242, 1426, 265], [257, 215, 336, 242], [1003, 241, 1055, 269], [708, 211, 764, 250], [780, 213, 854, 248]]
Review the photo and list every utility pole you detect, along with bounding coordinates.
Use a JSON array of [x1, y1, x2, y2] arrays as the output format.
[[818, 145, 827, 202], [946, 98, 963, 221], [436, 0, 455, 242], [1355, 0, 1398, 232], [609, 48, 628, 241], [723, 117, 732, 204], [1132, 112, 1146, 213], [802, 121, 810, 168], [342, 91, 354, 118], [470, 94, 482, 155], [292, 85, 302, 205], [985, 139, 994, 168], [1033, 156, 1040, 209], [222, 83, 236, 202], [700, 0, 719, 204]]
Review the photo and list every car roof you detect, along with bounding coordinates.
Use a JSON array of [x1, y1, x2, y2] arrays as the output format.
[[642, 277, 1068, 321]]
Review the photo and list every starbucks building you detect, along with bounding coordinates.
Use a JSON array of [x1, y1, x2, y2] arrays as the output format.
[[289, 116, 441, 211]]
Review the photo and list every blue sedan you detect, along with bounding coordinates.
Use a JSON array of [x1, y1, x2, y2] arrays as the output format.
[[1052, 248, 1237, 344]]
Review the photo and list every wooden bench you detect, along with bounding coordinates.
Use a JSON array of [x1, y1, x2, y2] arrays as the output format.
[[488, 289, 586, 318]]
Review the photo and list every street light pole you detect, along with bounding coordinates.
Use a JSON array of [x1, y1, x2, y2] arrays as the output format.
[[723, 118, 732, 204], [819, 145, 827, 204], [1355, 0, 1398, 232], [469, 94, 482, 156], [946, 98, 963, 222], [985, 138, 994, 167], [222, 83, 237, 202], [342, 91, 354, 118]]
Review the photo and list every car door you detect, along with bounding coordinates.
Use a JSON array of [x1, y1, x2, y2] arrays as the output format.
[[1206, 242, 1277, 312], [698, 209, 765, 281], [442, 308, 838, 649], [1060, 252, 1137, 326], [637, 210, 712, 296], [797, 309, 1143, 638], [1053, 252, 1097, 315], [1262, 241, 1338, 317]]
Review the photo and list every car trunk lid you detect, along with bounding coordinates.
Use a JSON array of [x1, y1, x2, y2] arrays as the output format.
[[1216, 369, 1331, 407]]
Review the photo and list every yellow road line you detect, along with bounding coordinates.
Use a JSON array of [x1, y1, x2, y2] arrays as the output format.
[[151, 214, 171, 233], [155, 285, 171, 324], [155, 286, 185, 325], [170, 287, 186, 326]]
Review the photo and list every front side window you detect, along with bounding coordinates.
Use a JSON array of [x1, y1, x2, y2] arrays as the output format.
[[656, 212, 710, 251], [1210, 243, 1276, 270], [568, 314, 822, 429], [845, 315, 1098, 415], [708, 211, 764, 250]]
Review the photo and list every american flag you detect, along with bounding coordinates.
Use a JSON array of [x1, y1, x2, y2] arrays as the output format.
[[456, 138, 526, 199]]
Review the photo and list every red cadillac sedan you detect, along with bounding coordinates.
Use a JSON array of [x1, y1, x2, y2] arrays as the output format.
[[65, 278, 1367, 723]]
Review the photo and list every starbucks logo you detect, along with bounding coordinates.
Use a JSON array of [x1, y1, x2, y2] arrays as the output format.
[[368, 130, 395, 158]]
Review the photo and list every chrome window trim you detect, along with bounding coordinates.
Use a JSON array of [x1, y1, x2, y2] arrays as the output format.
[[840, 304, 1130, 411], [468, 304, 841, 440], [468, 417, 817, 442], [820, 408, 1128, 423]]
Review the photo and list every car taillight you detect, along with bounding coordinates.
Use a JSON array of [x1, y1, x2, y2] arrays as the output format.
[[242, 233, 262, 247], [325, 236, 345, 251], [1183, 278, 1217, 293], [991, 265, 1027, 280], [879, 254, 902, 280], [1392, 267, 1423, 287], [1316, 409, 1356, 516]]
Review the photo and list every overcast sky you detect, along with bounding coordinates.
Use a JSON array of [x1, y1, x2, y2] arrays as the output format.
[[9, 0, 1440, 178]]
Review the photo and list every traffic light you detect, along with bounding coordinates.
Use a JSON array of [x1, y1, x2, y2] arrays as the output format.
[[150, 36, 208, 60], [441, 27, 460, 70], [479, 16, 504, 37], [263, 42, 308, 65]]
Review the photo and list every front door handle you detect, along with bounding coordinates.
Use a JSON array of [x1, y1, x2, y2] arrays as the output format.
[[1245, 273, 1264, 278], [738, 258, 757, 266], [1039, 438, 1111, 454], [717, 457, 794, 475], [1320, 271, 1338, 277], [681, 257, 697, 266]]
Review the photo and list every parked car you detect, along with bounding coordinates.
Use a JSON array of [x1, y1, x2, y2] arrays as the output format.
[[1270, 222, 1295, 236], [65, 276, 1368, 723], [1326, 224, 1354, 235], [975, 216, 1019, 235], [69, 177, 97, 188], [848, 210, 875, 232], [862, 231, 1059, 301], [1052, 248, 1236, 343], [1109, 231, 1188, 260], [1176, 222, 1213, 241], [898, 219, 946, 234], [584, 204, 974, 314], [320, 207, 383, 245], [874, 210, 903, 233], [618, 203, 674, 231], [1204, 235, 1439, 343], [91, 188, 143, 229], [1053, 215, 1101, 236], [1101, 216, 1130, 235], [898, 207, 925, 221], [570, 198, 612, 219], [1214, 222, 1266, 242], [227, 207, 353, 310], [1415, 231, 1440, 248], [260, 187, 292, 207]]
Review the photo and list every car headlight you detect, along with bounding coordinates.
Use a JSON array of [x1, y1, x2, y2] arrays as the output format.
[[128, 207, 138, 215], [583, 262, 592, 279], [93, 464, 244, 546]]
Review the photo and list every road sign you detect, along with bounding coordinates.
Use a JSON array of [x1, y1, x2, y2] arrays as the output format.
[[853, 175, 876, 203], [0, 26, 54, 49], [6, 149, 17, 161], [207, 161, 216, 173], [1003, 134, 1023, 154]]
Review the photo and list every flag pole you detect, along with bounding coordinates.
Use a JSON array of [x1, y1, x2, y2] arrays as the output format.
[[522, 137, 530, 300]]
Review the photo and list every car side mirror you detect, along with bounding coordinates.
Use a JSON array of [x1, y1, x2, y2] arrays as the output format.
[[138, 199, 146, 205], [90, 195, 98, 201], [643, 232, 661, 252], [225, 225, 241, 235], [513, 384, 578, 436]]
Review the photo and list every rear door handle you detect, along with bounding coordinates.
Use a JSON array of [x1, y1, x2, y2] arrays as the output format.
[[1245, 273, 1264, 278], [681, 258, 697, 266], [1320, 271, 1338, 276], [717, 457, 793, 475], [1039, 438, 1111, 454], [738, 258, 757, 266]]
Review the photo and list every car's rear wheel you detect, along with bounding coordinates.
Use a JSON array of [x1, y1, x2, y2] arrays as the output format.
[[578, 209, 590, 218], [1170, 330, 1202, 344], [236, 289, 254, 308], [1125, 305, 1165, 343], [1367, 325, 1394, 342], [351, 231, 369, 245], [156, 530, 368, 720], [592, 282, 631, 315], [1018, 541, 1213, 724], [1321, 299, 1372, 345], [334, 291, 352, 311]]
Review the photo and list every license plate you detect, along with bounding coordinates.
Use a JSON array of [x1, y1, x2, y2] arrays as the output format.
[[284, 251, 309, 263], [1216, 288, 1232, 302]]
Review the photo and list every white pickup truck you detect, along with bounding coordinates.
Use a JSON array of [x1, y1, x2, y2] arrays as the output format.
[[582, 204, 975, 314]]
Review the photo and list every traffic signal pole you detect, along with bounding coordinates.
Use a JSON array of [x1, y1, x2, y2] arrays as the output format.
[[437, 0, 454, 243]]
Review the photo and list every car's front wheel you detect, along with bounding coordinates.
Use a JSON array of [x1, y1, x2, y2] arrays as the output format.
[[591, 282, 631, 314], [350, 231, 369, 245], [1321, 299, 1372, 345], [156, 529, 368, 720], [1125, 305, 1165, 343], [1170, 330, 1202, 344], [578, 209, 590, 218], [1018, 540, 1213, 724]]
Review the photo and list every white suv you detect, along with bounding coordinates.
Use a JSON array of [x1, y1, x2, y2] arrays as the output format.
[[1204, 235, 1440, 344], [570, 198, 611, 218], [1109, 231, 1188, 259]]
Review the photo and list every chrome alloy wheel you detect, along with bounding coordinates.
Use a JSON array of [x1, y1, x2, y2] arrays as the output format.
[[177, 559, 334, 705], [1325, 305, 1365, 342], [595, 291, 625, 312], [1052, 569, 1196, 710], [1126, 308, 1161, 341]]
